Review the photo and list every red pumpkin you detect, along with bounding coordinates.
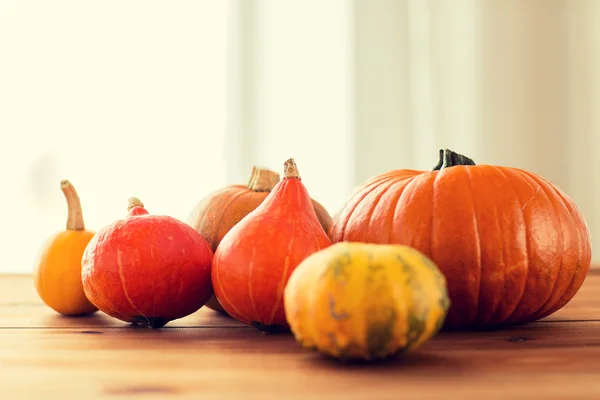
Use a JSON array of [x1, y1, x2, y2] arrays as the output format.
[[82, 197, 213, 328], [212, 159, 332, 332], [186, 166, 332, 314], [330, 149, 592, 329]]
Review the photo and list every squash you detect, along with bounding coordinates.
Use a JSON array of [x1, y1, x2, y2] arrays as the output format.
[[187, 165, 332, 314], [33, 180, 97, 316], [81, 197, 213, 328], [284, 242, 449, 361], [212, 159, 332, 332], [329, 149, 592, 329]]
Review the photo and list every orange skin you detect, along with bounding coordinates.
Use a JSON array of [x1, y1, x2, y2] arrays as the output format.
[[33, 180, 97, 316], [81, 199, 214, 329], [212, 160, 332, 332], [34, 230, 97, 316], [330, 150, 592, 330], [187, 167, 332, 314]]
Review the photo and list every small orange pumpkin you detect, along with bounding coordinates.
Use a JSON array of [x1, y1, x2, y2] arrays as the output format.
[[33, 180, 97, 316]]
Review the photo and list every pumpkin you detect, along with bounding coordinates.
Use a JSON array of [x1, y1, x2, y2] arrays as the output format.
[[284, 242, 449, 361], [33, 180, 97, 316], [212, 159, 332, 332], [186, 165, 332, 314], [329, 149, 592, 330], [81, 197, 213, 328]]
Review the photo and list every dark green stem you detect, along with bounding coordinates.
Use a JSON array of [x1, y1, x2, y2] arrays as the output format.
[[432, 149, 476, 171]]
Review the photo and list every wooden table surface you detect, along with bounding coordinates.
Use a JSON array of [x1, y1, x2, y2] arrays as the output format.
[[2, 272, 600, 400]]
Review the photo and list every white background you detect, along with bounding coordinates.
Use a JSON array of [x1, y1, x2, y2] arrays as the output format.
[[2, 0, 600, 272]]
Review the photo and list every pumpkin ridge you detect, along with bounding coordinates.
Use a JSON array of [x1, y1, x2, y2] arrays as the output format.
[[363, 179, 402, 242], [333, 177, 397, 240], [534, 180, 590, 318], [211, 189, 256, 250], [267, 219, 296, 325], [383, 179, 413, 244], [498, 169, 535, 325], [388, 174, 426, 244], [83, 248, 122, 318], [429, 171, 442, 259], [116, 247, 150, 327], [188, 186, 238, 236], [247, 246, 260, 323], [505, 169, 569, 324], [519, 171, 566, 320], [463, 167, 484, 327], [484, 167, 528, 324], [213, 255, 246, 323], [474, 166, 510, 326]]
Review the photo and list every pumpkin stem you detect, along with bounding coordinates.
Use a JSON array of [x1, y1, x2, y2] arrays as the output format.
[[432, 149, 476, 171], [127, 197, 144, 211], [60, 180, 85, 231], [127, 197, 149, 216], [283, 158, 301, 180], [247, 166, 280, 192]]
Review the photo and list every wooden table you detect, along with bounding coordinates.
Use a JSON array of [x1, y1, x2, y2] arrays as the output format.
[[2, 273, 599, 400]]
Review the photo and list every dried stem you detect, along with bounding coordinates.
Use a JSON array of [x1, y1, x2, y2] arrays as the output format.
[[247, 166, 280, 192], [283, 158, 301, 180], [432, 149, 476, 171], [127, 197, 144, 211], [60, 180, 85, 231]]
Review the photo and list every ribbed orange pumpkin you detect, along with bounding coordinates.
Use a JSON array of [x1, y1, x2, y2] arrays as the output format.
[[186, 166, 332, 313], [330, 149, 592, 330]]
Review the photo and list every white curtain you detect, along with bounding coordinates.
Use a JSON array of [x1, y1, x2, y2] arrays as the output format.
[[233, 0, 600, 264], [3, 1, 599, 273]]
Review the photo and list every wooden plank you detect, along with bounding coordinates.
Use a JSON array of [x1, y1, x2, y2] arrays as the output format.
[[2, 271, 599, 329], [0, 274, 246, 328], [2, 273, 600, 399], [1, 323, 600, 399]]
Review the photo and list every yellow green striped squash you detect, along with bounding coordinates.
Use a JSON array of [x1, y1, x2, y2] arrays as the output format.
[[283, 242, 450, 361]]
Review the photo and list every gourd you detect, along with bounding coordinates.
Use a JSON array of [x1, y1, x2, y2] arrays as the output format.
[[212, 159, 332, 332], [81, 197, 213, 328], [284, 242, 450, 361], [329, 149, 592, 329], [33, 180, 97, 316], [186, 166, 332, 314]]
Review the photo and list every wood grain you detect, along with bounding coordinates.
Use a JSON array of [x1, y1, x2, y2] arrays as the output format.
[[1, 272, 600, 399]]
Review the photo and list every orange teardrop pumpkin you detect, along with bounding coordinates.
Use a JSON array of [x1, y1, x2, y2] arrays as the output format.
[[33, 180, 97, 316], [212, 159, 332, 332], [186, 165, 332, 314], [330, 149, 592, 330]]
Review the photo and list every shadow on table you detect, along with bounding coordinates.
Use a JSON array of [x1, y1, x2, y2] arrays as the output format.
[[300, 349, 465, 372]]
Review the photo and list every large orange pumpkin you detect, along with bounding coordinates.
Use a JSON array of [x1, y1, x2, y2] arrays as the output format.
[[329, 149, 592, 330], [186, 165, 332, 313]]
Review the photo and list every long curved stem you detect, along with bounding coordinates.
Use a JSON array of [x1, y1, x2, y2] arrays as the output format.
[[60, 180, 85, 231]]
